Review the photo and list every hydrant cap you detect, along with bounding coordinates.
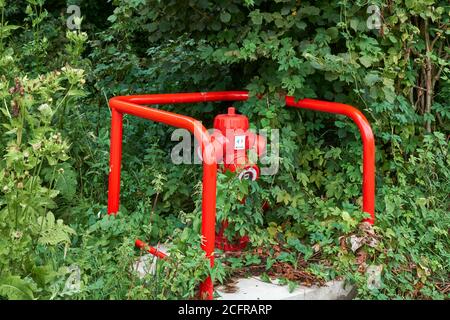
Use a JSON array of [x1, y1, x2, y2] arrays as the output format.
[[213, 106, 249, 133]]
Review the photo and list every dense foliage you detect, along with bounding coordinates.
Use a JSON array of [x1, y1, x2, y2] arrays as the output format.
[[0, 0, 448, 299]]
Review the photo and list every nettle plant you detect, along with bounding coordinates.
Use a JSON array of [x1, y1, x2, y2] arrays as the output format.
[[0, 65, 86, 298]]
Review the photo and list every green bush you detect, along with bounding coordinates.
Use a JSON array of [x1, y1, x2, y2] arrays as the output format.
[[0, 0, 448, 299]]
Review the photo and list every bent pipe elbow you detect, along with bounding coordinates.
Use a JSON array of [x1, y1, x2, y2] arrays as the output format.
[[286, 98, 375, 146], [285, 97, 375, 224], [109, 96, 216, 162], [108, 94, 222, 299]]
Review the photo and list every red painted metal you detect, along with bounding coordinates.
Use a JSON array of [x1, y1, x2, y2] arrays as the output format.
[[212, 107, 266, 251], [216, 220, 250, 251], [214, 106, 249, 132], [285, 97, 376, 224], [107, 108, 123, 215], [135, 239, 168, 259], [106, 91, 376, 300], [108, 93, 223, 300]]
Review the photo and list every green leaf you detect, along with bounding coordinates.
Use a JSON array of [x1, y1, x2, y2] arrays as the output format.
[[301, 6, 320, 16], [33, 212, 76, 246], [54, 164, 77, 200], [359, 56, 373, 68], [31, 265, 57, 287], [210, 21, 221, 31], [0, 24, 20, 35], [287, 280, 298, 293], [350, 18, 359, 31], [250, 10, 262, 25], [364, 72, 380, 86], [107, 15, 117, 23], [220, 12, 231, 23], [260, 273, 271, 283], [341, 211, 353, 223], [0, 276, 34, 300]]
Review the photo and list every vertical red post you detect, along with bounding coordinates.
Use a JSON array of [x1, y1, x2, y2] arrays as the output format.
[[107, 108, 123, 215], [361, 124, 376, 224], [195, 122, 217, 300], [198, 161, 217, 299]]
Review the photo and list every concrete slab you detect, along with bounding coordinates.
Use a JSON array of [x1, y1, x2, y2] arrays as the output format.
[[216, 277, 356, 300], [133, 251, 356, 300]]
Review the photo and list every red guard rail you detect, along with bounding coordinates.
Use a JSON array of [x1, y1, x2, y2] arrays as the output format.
[[107, 91, 375, 300]]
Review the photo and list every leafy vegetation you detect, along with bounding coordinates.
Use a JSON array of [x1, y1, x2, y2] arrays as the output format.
[[0, 0, 448, 300]]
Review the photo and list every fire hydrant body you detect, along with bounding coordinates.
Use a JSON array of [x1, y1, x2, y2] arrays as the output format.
[[212, 107, 266, 251]]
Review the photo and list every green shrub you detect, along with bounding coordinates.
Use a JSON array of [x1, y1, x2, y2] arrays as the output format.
[[0, 0, 448, 300]]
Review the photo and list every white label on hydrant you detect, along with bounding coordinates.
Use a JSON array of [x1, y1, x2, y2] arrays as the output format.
[[234, 135, 246, 150]]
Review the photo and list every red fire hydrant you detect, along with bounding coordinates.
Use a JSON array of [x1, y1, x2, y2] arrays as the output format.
[[211, 107, 266, 251]]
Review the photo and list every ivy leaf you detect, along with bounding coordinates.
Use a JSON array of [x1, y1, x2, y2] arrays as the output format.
[[220, 12, 231, 23], [350, 18, 360, 31], [364, 72, 380, 86], [382, 86, 396, 103], [249, 10, 263, 25], [301, 6, 320, 16], [210, 21, 221, 31], [359, 56, 373, 68]]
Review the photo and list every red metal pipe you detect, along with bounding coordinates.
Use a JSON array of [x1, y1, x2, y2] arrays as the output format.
[[135, 239, 168, 259], [107, 108, 123, 215], [106, 91, 376, 300], [108, 95, 218, 300], [113, 91, 249, 105], [285, 97, 375, 224]]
